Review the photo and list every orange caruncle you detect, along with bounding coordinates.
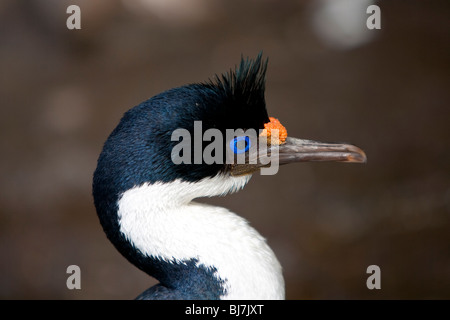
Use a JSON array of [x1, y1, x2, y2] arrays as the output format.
[[260, 117, 288, 145]]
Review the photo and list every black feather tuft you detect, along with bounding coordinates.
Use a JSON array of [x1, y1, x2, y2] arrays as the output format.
[[211, 53, 268, 109]]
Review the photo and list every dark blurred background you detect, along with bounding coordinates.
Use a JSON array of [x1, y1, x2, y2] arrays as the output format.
[[0, 0, 449, 299]]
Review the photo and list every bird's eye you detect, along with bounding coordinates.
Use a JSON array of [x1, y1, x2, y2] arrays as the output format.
[[230, 136, 251, 154]]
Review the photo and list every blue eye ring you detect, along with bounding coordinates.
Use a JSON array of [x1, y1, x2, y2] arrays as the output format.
[[230, 136, 251, 154]]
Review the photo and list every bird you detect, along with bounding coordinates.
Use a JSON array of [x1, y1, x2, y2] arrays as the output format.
[[92, 53, 366, 300]]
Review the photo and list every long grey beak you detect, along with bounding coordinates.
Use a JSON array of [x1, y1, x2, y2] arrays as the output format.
[[278, 137, 367, 164], [229, 136, 366, 176]]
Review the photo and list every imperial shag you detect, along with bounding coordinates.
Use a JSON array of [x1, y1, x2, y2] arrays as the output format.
[[92, 54, 366, 300]]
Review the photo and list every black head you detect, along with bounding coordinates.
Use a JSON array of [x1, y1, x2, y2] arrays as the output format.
[[93, 54, 270, 205]]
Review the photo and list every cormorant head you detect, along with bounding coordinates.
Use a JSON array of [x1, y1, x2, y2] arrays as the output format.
[[93, 53, 366, 208], [92, 54, 366, 294]]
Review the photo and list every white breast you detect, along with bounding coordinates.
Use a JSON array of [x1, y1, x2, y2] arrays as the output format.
[[117, 175, 285, 299]]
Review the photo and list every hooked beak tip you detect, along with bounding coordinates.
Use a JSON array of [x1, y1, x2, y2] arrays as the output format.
[[343, 145, 367, 163]]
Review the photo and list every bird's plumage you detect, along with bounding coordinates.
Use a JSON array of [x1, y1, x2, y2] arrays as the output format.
[[93, 54, 285, 299], [92, 53, 367, 299]]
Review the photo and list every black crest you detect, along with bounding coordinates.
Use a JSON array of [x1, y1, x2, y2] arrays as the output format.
[[196, 53, 270, 131], [210, 53, 268, 116]]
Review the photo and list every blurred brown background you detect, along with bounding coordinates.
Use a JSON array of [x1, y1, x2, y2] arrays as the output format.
[[0, 0, 449, 299]]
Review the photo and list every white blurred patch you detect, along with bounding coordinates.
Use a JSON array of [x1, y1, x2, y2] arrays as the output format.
[[122, 0, 216, 25], [310, 0, 378, 50]]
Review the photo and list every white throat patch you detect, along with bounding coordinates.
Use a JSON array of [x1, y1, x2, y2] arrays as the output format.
[[117, 174, 285, 299]]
